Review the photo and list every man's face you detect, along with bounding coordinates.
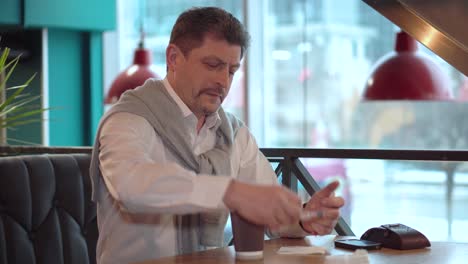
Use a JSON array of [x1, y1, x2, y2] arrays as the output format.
[[168, 35, 242, 119]]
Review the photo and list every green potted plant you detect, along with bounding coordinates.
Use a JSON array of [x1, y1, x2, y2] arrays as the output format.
[[0, 44, 48, 144]]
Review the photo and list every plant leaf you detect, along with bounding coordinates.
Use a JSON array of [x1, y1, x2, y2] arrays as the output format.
[[1, 136, 43, 146], [0, 73, 36, 112], [0, 118, 45, 129], [0, 55, 21, 90], [0, 47, 10, 72], [1, 108, 47, 124], [5, 83, 30, 91], [0, 95, 42, 117]]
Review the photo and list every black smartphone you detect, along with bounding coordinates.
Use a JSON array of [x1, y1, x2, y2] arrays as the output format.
[[335, 239, 382, 250]]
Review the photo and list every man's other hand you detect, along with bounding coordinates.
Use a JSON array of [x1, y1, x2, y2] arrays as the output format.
[[300, 181, 345, 235], [223, 180, 302, 231]]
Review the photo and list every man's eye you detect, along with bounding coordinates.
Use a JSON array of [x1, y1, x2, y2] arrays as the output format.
[[205, 62, 219, 68]]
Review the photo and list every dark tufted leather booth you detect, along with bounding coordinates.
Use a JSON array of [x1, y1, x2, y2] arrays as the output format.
[[0, 153, 97, 264]]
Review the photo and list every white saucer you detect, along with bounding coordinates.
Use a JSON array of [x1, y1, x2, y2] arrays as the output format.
[[235, 250, 264, 260]]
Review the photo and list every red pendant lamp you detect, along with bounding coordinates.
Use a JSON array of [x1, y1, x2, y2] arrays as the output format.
[[105, 29, 161, 104], [363, 30, 452, 100]]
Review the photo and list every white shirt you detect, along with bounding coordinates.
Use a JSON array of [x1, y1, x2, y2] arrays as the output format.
[[96, 78, 306, 264]]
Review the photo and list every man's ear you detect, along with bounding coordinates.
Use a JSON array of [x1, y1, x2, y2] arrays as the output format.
[[166, 44, 180, 72]]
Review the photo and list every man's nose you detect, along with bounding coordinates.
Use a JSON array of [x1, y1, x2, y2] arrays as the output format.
[[215, 68, 230, 88]]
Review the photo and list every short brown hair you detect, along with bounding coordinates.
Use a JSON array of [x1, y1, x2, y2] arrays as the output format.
[[169, 7, 250, 58]]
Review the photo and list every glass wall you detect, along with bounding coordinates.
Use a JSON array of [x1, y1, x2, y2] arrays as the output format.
[[110, 0, 468, 243], [256, 0, 467, 150]]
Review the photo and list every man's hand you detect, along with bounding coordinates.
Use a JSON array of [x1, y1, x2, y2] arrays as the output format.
[[223, 180, 302, 231], [300, 181, 345, 235]]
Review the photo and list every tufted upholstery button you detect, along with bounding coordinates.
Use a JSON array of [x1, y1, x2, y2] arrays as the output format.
[[29, 232, 35, 241]]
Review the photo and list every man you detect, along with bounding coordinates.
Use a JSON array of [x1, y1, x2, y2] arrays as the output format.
[[90, 6, 344, 264]]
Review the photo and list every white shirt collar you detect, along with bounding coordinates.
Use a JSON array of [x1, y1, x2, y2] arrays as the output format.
[[162, 77, 192, 118]]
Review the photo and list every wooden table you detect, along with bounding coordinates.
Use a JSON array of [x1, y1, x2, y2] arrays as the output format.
[[136, 236, 468, 264]]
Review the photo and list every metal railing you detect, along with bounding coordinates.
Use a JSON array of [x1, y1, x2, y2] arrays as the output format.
[[260, 148, 468, 237]]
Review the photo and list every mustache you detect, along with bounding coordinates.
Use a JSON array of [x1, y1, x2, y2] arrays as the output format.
[[199, 87, 226, 98]]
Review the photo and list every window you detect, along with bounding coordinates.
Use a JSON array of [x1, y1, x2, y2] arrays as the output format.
[[256, 0, 467, 242], [257, 0, 466, 149]]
